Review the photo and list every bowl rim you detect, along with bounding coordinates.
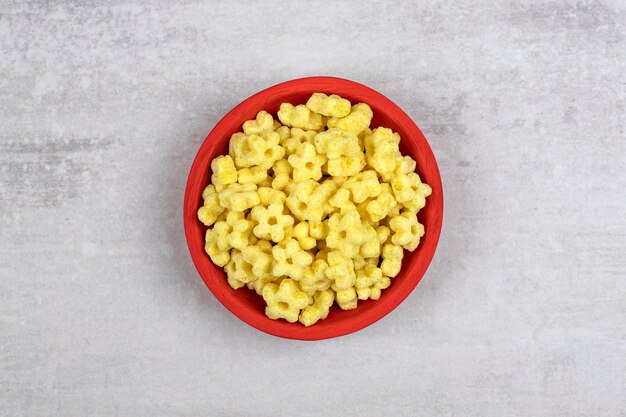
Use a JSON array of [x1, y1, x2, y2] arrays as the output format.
[[184, 76, 443, 340]]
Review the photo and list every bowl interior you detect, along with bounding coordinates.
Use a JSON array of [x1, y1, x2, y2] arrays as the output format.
[[184, 77, 443, 340]]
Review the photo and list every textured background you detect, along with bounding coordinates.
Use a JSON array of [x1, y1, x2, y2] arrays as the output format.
[[1, 1, 625, 416]]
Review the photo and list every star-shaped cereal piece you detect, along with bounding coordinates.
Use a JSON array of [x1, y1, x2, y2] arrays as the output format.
[[326, 210, 369, 258], [364, 127, 400, 176], [305, 92, 351, 117], [282, 128, 317, 155], [328, 188, 357, 214], [325, 251, 356, 290], [271, 159, 293, 191], [210, 155, 238, 186], [334, 287, 357, 310], [355, 264, 388, 300], [391, 172, 432, 213], [277, 103, 324, 131], [197, 185, 225, 226], [342, 170, 382, 203], [262, 278, 311, 323], [285, 179, 325, 222], [251, 203, 295, 243], [363, 183, 398, 223], [389, 210, 425, 251], [218, 183, 260, 212], [272, 238, 314, 280], [299, 289, 335, 326], [242, 239, 274, 277], [326, 103, 373, 135], [225, 211, 254, 251], [242, 110, 274, 135], [380, 243, 404, 278], [288, 142, 327, 182], [314, 128, 361, 159], [300, 259, 331, 295], [229, 130, 284, 169], [237, 165, 267, 185], [204, 225, 230, 267], [224, 249, 256, 287]]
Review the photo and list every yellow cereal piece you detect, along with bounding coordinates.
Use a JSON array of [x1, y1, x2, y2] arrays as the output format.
[[357, 276, 390, 301], [242, 110, 275, 135], [229, 130, 284, 169], [257, 186, 287, 206], [293, 222, 317, 250], [242, 239, 274, 276], [210, 155, 238, 186], [328, 188, 356, 214], [325, 251, 356, 289], [326, 154, 366, 177], [276, 125, 291, 143], [364, 127, 400, 176], [197, 185, 225, 226], [391, 172, 432, 213], [299, 289, 335, 326], [300, 259, 331, 295], [364, 183, 398, 222], [271, 159, 292, 191], [204, 225, 230, 267], [376, 225, 391, 244], [251, 203, 295, 243], [224, 249, 256, 285], [272, 238, 314, 280], [381, 155, 417, 183], [224, 211, 254, 251], [305, 92, 351, 117], [314, 128, 361, 159], [308, 178, 338, 215], [218, 183, 260, 212], [237, 165, 267, 185], [288, 142, 327, 182], [355, 264, 384, 300], [380, 243, 404, 278], [326, 210, 369, 258], [277, 103, 324, 130], [389, 210, 425, 251], [359, 224, 380, 258], [285, 180, 325, 222], [335, 287, 357, 310], [343, 170, 382, 203], [283, 128, 317, 155], [263, 278, 311, 323], [326, 103, 373, 135]]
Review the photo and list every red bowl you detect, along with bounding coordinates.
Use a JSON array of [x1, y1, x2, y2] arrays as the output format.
[[184, 77, 443, 340]]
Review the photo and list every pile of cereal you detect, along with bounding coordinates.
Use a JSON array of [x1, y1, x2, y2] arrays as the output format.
[[198, 93, 431, 326]]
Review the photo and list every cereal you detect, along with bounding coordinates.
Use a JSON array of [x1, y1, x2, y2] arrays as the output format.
[[210, 155, 238, 186], [278, 103, 324, 130], [243, 110, 275, 135], [288, 142, 327, 182], [306, 92, 351, 117], [299, 289, 335, 326], [251, 203, 294, 243], [272, 238, 314, 280], [198, 92, 431, 325], [263, 278, 311, 323]]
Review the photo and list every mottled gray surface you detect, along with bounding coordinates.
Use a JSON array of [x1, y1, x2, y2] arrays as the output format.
[[1, 1, 625, 416]]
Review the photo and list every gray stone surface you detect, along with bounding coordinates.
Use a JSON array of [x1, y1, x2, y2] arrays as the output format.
[[1, 1, 625, 416]]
